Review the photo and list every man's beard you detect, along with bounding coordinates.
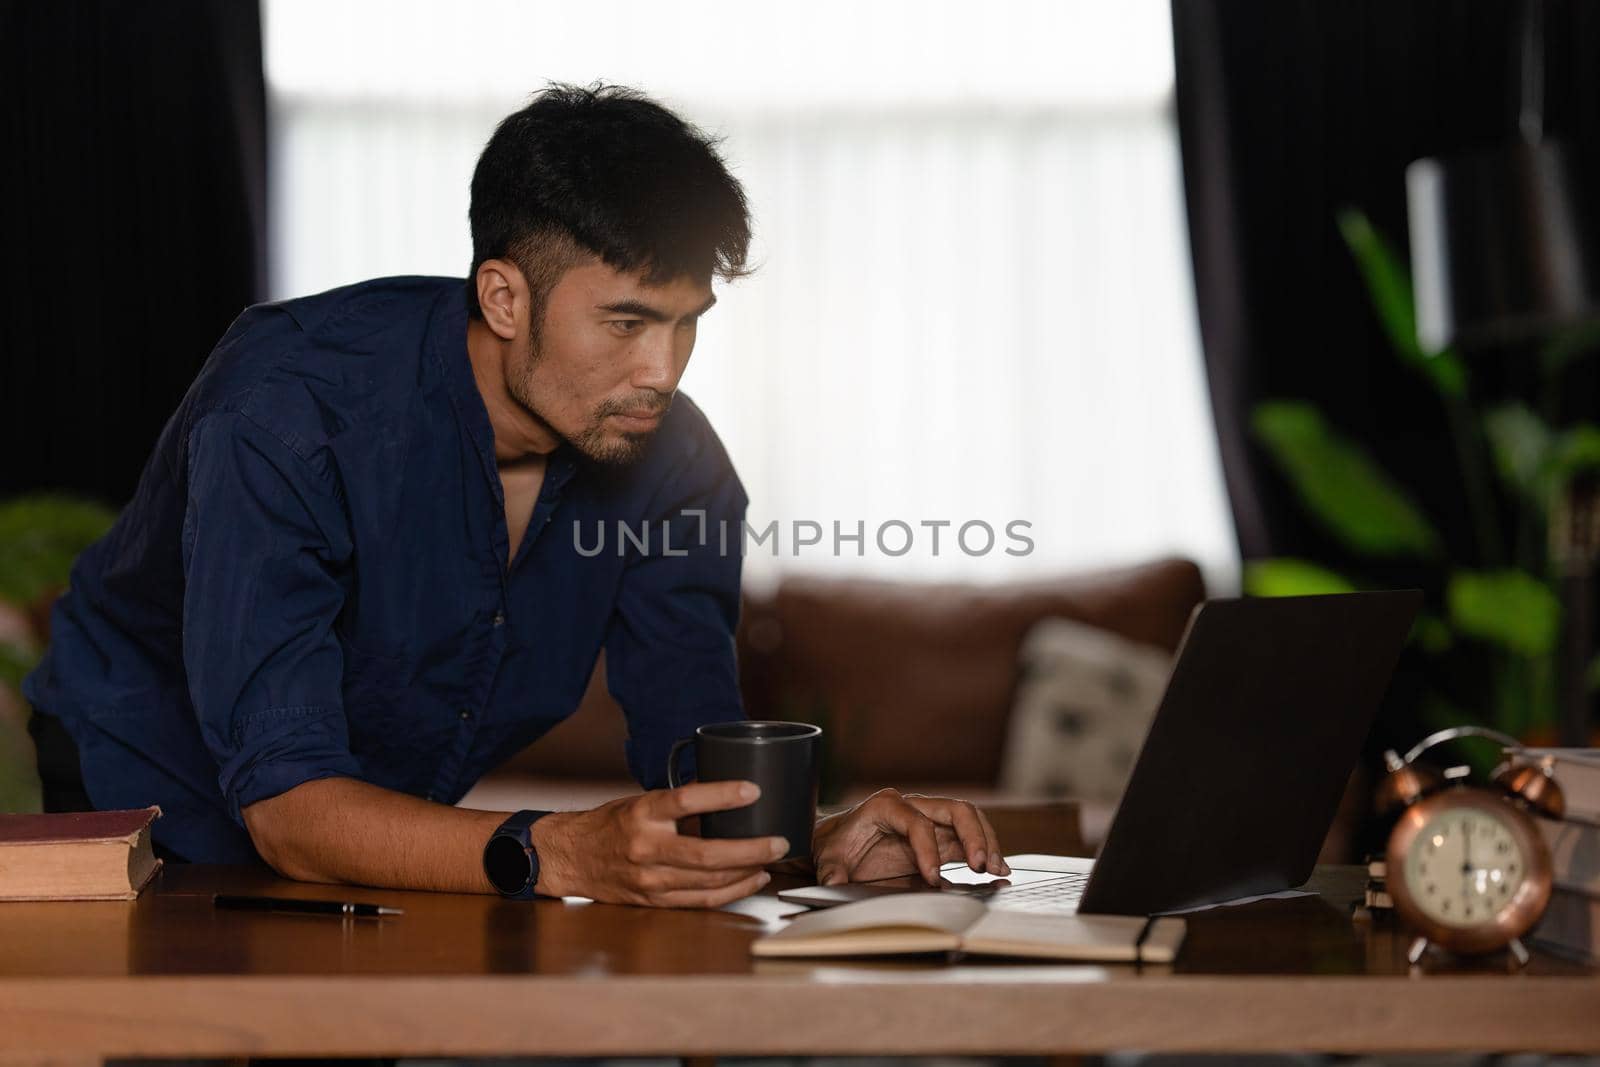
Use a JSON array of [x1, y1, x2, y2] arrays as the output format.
[[508, 330, 671, 468]]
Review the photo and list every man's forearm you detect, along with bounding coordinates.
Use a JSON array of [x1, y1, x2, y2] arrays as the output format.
[[242, 777, 510, 892], [243, 777, 821, 902]]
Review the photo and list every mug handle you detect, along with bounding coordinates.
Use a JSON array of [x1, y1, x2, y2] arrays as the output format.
[[667, 737, 695, 789]]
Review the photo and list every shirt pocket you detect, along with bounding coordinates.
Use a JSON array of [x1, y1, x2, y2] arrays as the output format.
[[339, 639, 462, 768], [339, 641, 410, 752]]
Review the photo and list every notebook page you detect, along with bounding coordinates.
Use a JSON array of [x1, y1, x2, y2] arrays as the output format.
[[960, 909, 1168, 962], [762, 892, 987, 940]]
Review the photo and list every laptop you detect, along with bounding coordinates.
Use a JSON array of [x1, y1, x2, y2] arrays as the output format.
[[779, 590, 1422, 916]]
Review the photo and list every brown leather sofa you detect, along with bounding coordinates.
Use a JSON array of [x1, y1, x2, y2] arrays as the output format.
[[461, 557, 1207, 818]]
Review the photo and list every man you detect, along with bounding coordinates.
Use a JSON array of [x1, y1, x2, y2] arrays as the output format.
[[25, 84, 1009, 906]]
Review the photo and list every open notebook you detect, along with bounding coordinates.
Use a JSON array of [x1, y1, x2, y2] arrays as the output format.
[[751, 892, 1185, 963]]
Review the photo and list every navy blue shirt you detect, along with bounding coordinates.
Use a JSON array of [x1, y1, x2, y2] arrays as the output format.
[[24, 277, 750, 863]]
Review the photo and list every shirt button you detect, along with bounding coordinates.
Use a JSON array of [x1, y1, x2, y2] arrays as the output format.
[[492, 610, 505, 627], [425, 792, 438, 802], [458, 708, 472, 721]]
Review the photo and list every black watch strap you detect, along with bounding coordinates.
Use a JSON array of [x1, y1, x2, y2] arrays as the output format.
[[483, 809, 556, 900]]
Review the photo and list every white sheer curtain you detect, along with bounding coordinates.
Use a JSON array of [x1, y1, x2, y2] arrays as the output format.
[[264, 0, 1238, 588]]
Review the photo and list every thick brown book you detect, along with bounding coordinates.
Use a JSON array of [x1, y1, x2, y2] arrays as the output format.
[[0, 807, 162, 901], [1539, 817, 1600, 898], [1521, 748, 1600, 825]]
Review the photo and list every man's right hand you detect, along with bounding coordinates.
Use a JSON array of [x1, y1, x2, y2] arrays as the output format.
[[529, 780, 788, 908]]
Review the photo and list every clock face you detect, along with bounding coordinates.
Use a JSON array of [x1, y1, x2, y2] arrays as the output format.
[[1402, 808, 1526, 928]]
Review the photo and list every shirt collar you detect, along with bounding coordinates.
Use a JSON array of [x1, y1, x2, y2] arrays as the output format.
[[429, 282, 580, 505]]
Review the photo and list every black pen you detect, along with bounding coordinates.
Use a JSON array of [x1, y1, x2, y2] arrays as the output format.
[[212, 893, 403, 918]]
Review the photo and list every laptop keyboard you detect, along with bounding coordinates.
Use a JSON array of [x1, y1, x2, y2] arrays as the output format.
[[960, 872, 1089, 914]]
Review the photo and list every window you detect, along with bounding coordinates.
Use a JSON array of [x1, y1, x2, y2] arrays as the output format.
[[265, 0, 1237, 586]]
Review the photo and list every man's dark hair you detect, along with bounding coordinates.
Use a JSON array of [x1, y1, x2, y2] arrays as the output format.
[[467, 83, 752, 319]]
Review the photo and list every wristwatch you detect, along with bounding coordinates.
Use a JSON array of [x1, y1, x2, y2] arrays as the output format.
[[482, 809, 557, 899]]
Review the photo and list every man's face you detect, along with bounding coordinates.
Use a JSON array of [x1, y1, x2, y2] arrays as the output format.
[[508, 258, 715, 466]]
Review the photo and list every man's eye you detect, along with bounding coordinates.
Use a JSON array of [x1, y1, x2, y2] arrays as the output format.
[[610, 320, 644, 335]]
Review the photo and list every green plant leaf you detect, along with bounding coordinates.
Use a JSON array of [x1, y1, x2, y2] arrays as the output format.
[[1541, 321, 1600, 376], [1483, 404, 1556, 502], [0, 494, 117, 608], [1242, 558, 1359, 597], [1482, 413, 1600, 511], [1337, 210, 1420, 356], [1446, 570, 1561, 659], [0, 642, 38, 692], [0, 706, 42, 814], [1548, 424, 1600, 486], [1252, 402, 1442, 558], [1336, 208, 1468, 397], [1419, 694, 1475, 734], [1411, 612, 1454, 654]]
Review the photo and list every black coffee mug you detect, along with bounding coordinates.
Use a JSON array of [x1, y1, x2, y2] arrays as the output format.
[[667, 720, 822, 861]]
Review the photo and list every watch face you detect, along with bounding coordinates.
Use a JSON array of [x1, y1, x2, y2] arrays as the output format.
[[1402, 807, 1526, 928], [484, 832, 534, 895]]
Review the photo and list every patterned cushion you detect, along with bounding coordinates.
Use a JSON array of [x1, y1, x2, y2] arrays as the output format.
[[998, 617, 1172, 802]]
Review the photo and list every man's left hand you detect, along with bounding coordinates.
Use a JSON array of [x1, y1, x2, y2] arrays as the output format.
[[809, 788, 1010, 886]]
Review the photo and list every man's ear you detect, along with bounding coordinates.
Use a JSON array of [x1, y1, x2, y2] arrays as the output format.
[[475, 258, 528, 342]]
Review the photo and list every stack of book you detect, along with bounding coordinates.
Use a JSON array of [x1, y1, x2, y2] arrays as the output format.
[[1362, 856, 1392, 914], [1526, 748, 1600, 962]]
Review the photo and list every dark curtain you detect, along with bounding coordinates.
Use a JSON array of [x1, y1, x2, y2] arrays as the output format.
[[0, 1, 267, 506], [1173, 0, 1600, 567]]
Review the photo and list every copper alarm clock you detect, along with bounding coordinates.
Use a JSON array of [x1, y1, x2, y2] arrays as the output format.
[[1376, 726, 1564, 966]]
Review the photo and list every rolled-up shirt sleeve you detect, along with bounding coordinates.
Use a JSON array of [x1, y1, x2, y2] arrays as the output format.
[[606, 416, 751, 788], [181, 411, 363, 823]]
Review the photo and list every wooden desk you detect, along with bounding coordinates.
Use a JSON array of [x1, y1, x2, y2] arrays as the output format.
[[0, 801, 1594, 1062]]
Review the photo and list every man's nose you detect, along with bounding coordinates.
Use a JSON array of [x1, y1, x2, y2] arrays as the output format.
[[630, 330, 682, 393]]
